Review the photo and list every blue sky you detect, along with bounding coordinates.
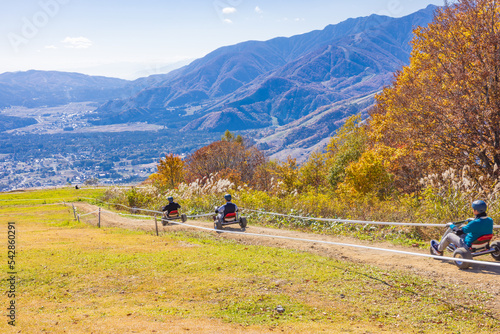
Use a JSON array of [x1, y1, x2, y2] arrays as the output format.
[[0, 0, 444, 79]]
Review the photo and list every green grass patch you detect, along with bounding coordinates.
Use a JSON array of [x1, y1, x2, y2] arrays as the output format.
[[0, 188, 498, 333], [0, 187, 105, 206]]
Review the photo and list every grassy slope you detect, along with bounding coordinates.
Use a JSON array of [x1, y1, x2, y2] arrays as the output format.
[[0, 188, 498, 333]]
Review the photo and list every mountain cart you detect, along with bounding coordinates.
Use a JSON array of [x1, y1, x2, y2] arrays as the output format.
[[161, 210, 187, 226], [430, 220, 500, 269], [213, 211, 247, 230]]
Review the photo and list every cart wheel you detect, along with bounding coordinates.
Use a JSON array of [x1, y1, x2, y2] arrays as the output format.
[[181, 214, 187, 223], [215, 219, 223, 230], [161, 219, 168, 227], [239, 217, 247, 228], [491, 241, 500, 261], [453, 248, 472, 269]]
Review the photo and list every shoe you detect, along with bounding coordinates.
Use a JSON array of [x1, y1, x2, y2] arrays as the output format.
[[430, 240, 443, 256]]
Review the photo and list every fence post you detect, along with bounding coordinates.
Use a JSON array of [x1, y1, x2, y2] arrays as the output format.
[[155, 215, 159, 236], [77, 214, 80, 223], [98, 208, 101, 228], [72, 204, 77, 220]]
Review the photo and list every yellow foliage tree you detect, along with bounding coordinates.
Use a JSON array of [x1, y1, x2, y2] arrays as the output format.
[[338, 149, 394, 200], [150, 153, 185, 189], [300, 151, 328, 191], [273, 156, 301, 193], [370, 0, 500, 190]]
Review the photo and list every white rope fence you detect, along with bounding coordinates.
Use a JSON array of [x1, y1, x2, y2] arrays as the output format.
[[16, 198, 498, 268], [77, 197, 213, 219], [241, 208, 500, 229], [78, 209, 100, 217], [66, 200, 500, 269], [76, 197, 500, 229], [8, 196, 500, 229], [167, 220, 500, 268], [116, 212, 154, 218]]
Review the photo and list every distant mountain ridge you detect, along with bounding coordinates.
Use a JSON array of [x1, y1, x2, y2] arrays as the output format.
[[0, 70, 131, 108], [89, 5, 437, 140], [0, 5, 438, 159]]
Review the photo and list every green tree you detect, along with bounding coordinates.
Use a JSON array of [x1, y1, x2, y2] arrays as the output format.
[[221, 130, 243, 144], [325, 114, 367, 189], [300, 151, 328, 191]]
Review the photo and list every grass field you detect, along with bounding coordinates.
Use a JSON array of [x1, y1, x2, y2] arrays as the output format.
[[0, 188, 499, 333]]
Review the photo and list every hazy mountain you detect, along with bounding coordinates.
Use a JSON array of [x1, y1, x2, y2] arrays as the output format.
[[0, 70, 131, 108], [0, 5, 438, 162], [90, 5, 437, 138]]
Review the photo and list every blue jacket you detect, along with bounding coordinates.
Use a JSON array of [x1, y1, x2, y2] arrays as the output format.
[[452, 217, 494, 247]]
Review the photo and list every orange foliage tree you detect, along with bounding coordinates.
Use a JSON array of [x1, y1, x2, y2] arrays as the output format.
[[370, 0, 500, 190], [184, 132, 266, 186], [149, 153, 185, 189]]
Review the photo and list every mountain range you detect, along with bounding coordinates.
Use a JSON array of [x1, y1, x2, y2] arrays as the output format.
[[0, 5, 438, 159]]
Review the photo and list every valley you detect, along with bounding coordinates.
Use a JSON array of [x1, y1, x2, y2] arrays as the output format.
[[0, 5, 439, 191], [0, 103, 220, 191]]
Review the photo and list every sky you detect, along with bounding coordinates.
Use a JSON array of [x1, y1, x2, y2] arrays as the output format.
[[0, 0, 444, 79]]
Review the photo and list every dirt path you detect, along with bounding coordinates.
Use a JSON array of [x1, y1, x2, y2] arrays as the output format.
[[73, 202, 500, 315]]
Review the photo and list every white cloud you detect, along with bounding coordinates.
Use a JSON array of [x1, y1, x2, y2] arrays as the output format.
[[222, 7, 237, 15], [44, 45, 57, 49], [255, 6, 263, 14], [61, 37, 93, 49], [223, 18, 233, 24]]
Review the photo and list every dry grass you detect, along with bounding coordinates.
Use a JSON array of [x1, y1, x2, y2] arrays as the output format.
[[0, 188, 499, 333]]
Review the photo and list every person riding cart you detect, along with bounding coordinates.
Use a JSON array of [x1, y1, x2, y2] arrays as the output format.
[[430, 200, 498, 269], [214, 194, 247, 230], [161, 196, 186, 226]]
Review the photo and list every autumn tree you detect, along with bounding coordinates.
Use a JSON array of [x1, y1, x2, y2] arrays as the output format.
[[184, 131, 266, 186], [149, 153, 185, 189], [252, 161, 275, 192], [325, 114, 367, 189], [299, 151, 328, 191], [370, 0, 500, 190], [338, 148, 395, 200], [272, 156, 302, 193]]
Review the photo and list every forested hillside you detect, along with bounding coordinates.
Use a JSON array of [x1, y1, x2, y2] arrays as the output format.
[[105, 1, 500, 233]]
